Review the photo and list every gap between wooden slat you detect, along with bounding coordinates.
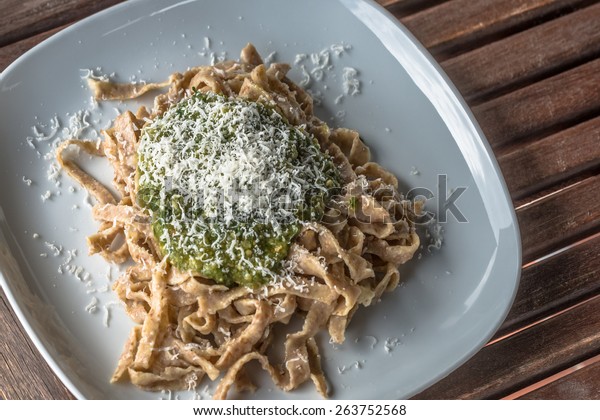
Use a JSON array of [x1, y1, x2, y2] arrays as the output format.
[[0, 0, 124, 48], [497, 115, 600, 200], [473, 58, 600, 149], [0, 291, 73, 399], [402, 0, 596, 61], [492, 231, 600, 340], [415, 190, 600, 398], [516, 173, 600, 263], [515, 175, 589, 211], [490, 294, 599, 346], [522, 230, 600, 270], [509, 155, 600, 203], [414, 294, 600, 399], [379, 0, 449, 17], [441, 2, 600, 104], [513, 166, 600, 209], [504, 352, 600, 399]]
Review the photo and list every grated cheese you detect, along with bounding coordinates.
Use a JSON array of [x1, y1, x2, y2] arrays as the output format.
[[32, 115, 60, 141], [298, 65, 311, 87], [427, 220, 444, 252], [342, 67, 360, 96], [384, 337, 401, 353], [294, 53, 307, 65], [44, 241, 62, 256], [330, 42, 352, 56], [137, 91, 338, 286], [85, 297, 98, 313], [337, 360, 364, 374], [263, 51, 277, 66], [103, 301, 119, 327], [41, 190, 52, 202]]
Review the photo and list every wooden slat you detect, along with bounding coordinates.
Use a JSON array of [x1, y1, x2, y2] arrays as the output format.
[[517, 174, 600, 263], [0, 291, 73, 399], [518, 356, 600, 399], [376, 0, 449, 17], [0, 0, 123, 48], [0, 25, 65, 72], [513, 169, 600, 209], [415, 295, 600, 399], [375, 0, 410, 6], [494, 233, 600, 340], [497, 116, 600, 199], [442, 2, 600, 102], [401, 0, 592, 60], [375, 0, 446, 7], [473, 59, 600, 148]]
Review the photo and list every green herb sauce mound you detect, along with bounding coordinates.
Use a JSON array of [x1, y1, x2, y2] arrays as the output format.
[[137, 91, 340, 287]]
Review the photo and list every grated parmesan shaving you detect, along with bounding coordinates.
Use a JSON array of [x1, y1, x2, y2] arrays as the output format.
[[342, 67, 360, 96], [85, 297, 99, 313], [337, 360, 364, 374], [384, 337, 401, 353], [137, 91, 338, 285], [103, 301, 120, 327], [294, 53, 307, 65], [44, 241, 62, 256], [32, 115, 60, 141]]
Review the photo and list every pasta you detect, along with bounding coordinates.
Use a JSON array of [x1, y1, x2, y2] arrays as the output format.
[[56, 43, 420, 399]]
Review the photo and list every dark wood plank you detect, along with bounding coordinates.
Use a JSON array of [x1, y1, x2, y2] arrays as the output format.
[[0, 25, 65, 72], [415, 295, 600, 399], [375, 0, 412, 6], [375, 0, 446, 7], [473, 58, 600, 148], [401, 0, 592, 60], [376, 0, 449, 17], [517, 174, 600, 263], [513, 169, 600, 209], [497, 116, 600, 199], [0, 0, 124, 48], [494, 233, 600, 340], [0, 290, 73, 399], [442, 2, 600, 102], [518, 356, 600, 399]]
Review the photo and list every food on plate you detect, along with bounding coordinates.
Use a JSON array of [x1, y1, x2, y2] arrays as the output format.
[[56, 43, 420, 399]]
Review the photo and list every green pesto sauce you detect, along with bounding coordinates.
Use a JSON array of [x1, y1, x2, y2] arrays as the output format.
[[137, 91, 340, 287]]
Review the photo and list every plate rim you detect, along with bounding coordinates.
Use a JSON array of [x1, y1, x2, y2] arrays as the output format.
[[350, 0, 522, 395]]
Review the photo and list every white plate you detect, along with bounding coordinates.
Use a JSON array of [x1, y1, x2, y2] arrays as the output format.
[[0, 0, 521, 400]]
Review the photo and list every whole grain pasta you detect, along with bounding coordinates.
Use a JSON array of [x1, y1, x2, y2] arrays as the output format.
[[57, 43, 420, 399]]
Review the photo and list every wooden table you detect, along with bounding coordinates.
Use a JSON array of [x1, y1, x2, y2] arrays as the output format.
[[1, 0, 599, 400]]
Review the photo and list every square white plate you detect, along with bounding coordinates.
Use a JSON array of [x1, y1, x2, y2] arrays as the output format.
[[0, 0, 521, 399]]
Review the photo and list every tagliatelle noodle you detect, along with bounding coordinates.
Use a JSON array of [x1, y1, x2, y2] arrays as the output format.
[[56, 43, 420, 399]]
